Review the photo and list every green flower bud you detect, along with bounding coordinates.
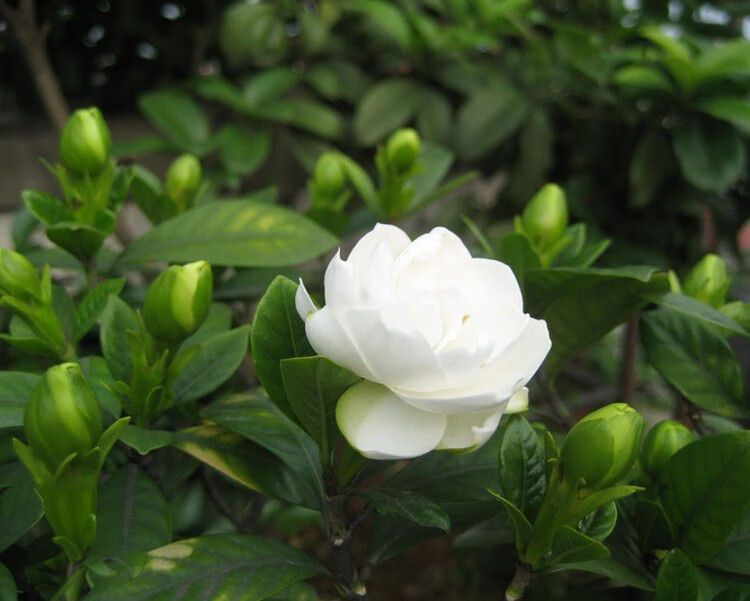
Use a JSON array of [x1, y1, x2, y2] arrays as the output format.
[[386, 128, 421, 175], [521, 184, 569, 248], [59, 107, 112, 175], [143, 261, 213, 344], [683, 254, 730, 308], [561, 403, 644, 490], [166, 153, 202, 209], [24, 363, 103, 471], [0, 249, 41, 300], [313, 152, 347, 197], [640, 420, 693, 480]]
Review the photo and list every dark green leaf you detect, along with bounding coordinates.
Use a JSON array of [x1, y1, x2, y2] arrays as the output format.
[[694, 97, 750, 134], [630, 130, 671, 208], [242, 68, 298, 107], [251, 276, 315, 418], [46, 222, 107, 263], [180, 303, 233, 349], [547, 526, 610, 566], [656, 549, 698, 601], [217, 127, 270, 176], [452, 512, 514, 549], [407, 143, 454, 211], [641, 310, 747, 418], [645, 292, 748, 338], [354, 0, 411, 47], [0, 562, 16, 601], [636, 499, 674, 551], [287, 100, 344, 140], [456, 83, 527, 160], [0, 481, 44, 553], [22, 189, 72, 226], [672, 116, 745, 193], [77, 356, 121, 418], [120, 426, 175, 455], [201, 394, 324, 509], [73, 278, 126, 343], [708, 505, 750, 575], [100, 295, 139, 382], [84, 534, 327, 601], [661, 431, 750, 564], [498, 415, 546, 521], [139, 90, 210, 153], [488, 490, 532, 556], [416, 89, 451, 145], [498, 233, 542, 291], [88, 465, 172, 563], [353, 79, 421, 145], [0, 371, 39, 429], [117, 201, 338, 268], [172, 326, 250, 405], [580, 502, 617, 542], [281, 357, 359, 461], [360, 489, 449, 532]]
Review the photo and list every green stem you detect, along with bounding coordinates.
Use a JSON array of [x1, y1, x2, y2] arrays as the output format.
[[505, 563, 533, 601], [51, 563, 86, 601]]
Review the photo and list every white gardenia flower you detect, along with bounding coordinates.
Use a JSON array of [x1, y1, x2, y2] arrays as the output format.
[[295, 224, 551, 460]]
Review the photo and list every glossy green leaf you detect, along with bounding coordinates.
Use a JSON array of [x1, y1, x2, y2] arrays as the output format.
[[88, 465, 172, 563], [525, 266, 669, 375], [120, 426, 175, 455], [174, 424, 316, 507], [84, 534, 327, 601], [498, 233, 541, 290], [641, 310, 747, 418], [656, 549, 698, 601], [672, 116, 745, 193], [0, 481, 44, 553], [547, 526, 610, 567], [359, 489, 450, 532], [0, 371, 39, 429], [580, 502, 617, 542], [636, 499, 674, 551], [354, 0, 411, 48], [46, 222, 107, 263], [0, 563, 16, 601], [456, 84, 527, 160], [216, 126, 270, 176], [498, 415, 546, 521], [661, 431, 750, 564], [242, 68, 298, 107], [452, 512, 514, 549], [287, 100, 344, 140], [73, 278, 126, 343], [407, 143, 454, 211], [708, 505, 750, 575], [180, 303, 233, 349], [488, 490, 532, 556], [139, 90, 210, 153], [645, 292, 748, 338], [251, 276, 315, 418], [77, 355, 121, 418], [201, 394, 324, 509], [694, 97, 750, 134], [613, 65, 674, 92], [22, 189, 72, 226], [280, 357, 359, 461], [353, 79, 421, 145], [172, 326, 250, 405], [100, 295, 139, 383], [117, 200, 337, 267]]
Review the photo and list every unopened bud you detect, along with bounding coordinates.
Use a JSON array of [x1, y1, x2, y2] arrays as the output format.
[[640, 420, 693, 480], [386, 128, 421, 175], [561, 403, 644, 490], [59, 107, 112, 175], [166, 154, 202, 209], [683, 254, 730, 308], [143, 261, 213, 344], [24, 363, 103, 471], [313, 152, 347, 197], [521, 184, 569, 248], [0, 249, 41, 300]]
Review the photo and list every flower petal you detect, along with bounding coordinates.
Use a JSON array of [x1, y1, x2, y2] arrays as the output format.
[[305, 307, 375, 381], [346, 223, 411, 273], [337, 381, 447, 459], [295, 279, 316, 319], [505, 387, 529, 414], [323, 251, 358, 311], [435, 407, 504, 452]]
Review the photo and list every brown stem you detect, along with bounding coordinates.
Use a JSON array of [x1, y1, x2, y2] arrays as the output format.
[[505, 563, 533, 601], [619, 316, 639, 404], [0, 0, 69, 130]]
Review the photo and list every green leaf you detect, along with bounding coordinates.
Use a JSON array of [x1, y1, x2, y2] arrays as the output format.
[[636, 499, 674, 551], [338, 155, 378, 214], [695, 39, 750, 82], [84, 534, 327, 601], [416, 89, 451, 145], [630, 130, 671, 208], [580, 502, 617, 542], [488, 490, 532, 556], [100, 295, 139, 382], [526, 266, 669, 375], [407, 143, 454, 211], [694, 97, 750, 134], [497, 415, 546, 521], [113, 134, 173, 157], [708, 505, 750, 575], [353, 79, 421, 145], [0, 371, 39, 429], [672, 116, 745, 193], [117, 200, 338, 268], [452, 512, 515, 549], [88, 465, 172, 563], [251, 276, 315, 418], [656, 549, 698, 601], [120, 426, 175, 455], [613, 65, 674, 92], [139, 90, 210, 154], [354, 0, 411, 48], [456, 83, 527, 160], [641, 309, 747, 418], [661, 431, 750, 564], [73, 278, 126, 343], [180, 303, 233, 349], [546, 526, 610, 567], [359, 489, 450, 532], [286, 100, 344, 140], [0, 481, 44, 553], [175, 424, 316, 507], [0, 562, 16, 601], [77, 355, 121, 418], [242, 68, 298, 108], [216, 126, 270, 176], [646, 292, 748, 338], [193, 76, 245, 111], [22, 189, 72, 226], [46, 222, 107, 263], [280, 357, 359, 462], [498, 233, 541, 290], [201, 394, 325, 509], [172, 326, 250, 405]]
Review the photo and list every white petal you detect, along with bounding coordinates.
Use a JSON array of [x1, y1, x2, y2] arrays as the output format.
[[337, 381, 447, 459], [394, 385, 505, 414], [305, 307, 375, 380], [323, 251, 358, 310], [457, 258, 523, 310], [346, 224, 411, 271], [435, 407, 504, 452], [505, 387, 529, 414], [295, 279, 316, 320], [393, 227, 471, 290], [339, 308, 446, 391]]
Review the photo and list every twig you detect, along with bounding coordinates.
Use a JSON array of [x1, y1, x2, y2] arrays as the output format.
[[619, 316, 639, 404]]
